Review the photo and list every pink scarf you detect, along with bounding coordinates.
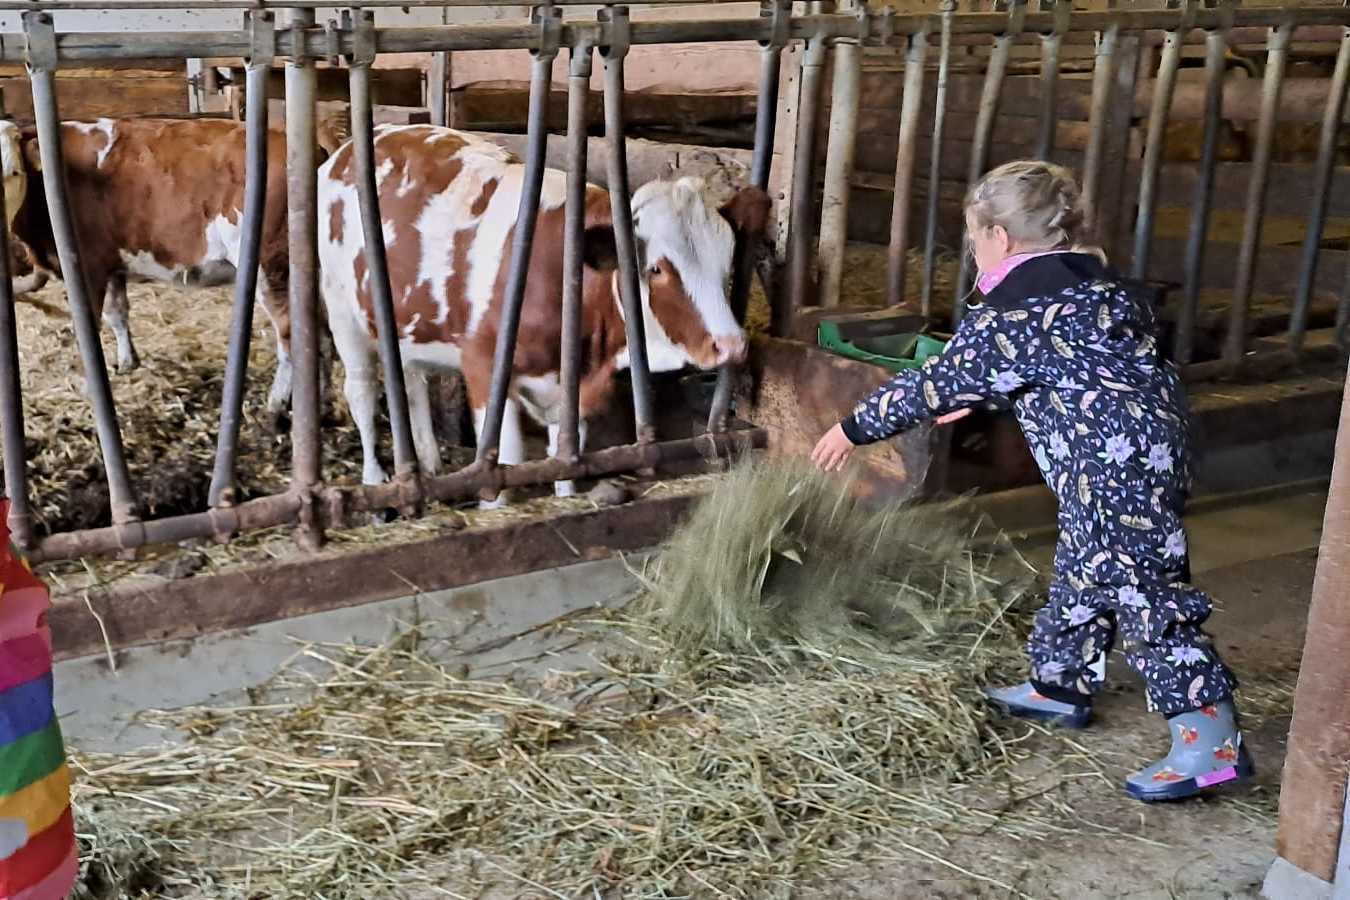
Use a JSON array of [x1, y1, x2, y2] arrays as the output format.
[[977, 249, 1072, 295]]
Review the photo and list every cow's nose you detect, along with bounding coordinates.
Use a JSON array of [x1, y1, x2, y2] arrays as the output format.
[[713, 333, 747, 366]]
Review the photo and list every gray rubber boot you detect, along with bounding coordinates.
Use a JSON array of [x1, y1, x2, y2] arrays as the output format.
[[1125, 700, 1255, 801], [984, 681, 1092, 728]]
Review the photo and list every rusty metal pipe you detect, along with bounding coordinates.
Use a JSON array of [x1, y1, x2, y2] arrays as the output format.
[[921, 1, 954, 319], [284, 7, 323, 549], [477, 10, 560, 462], [785, 34, 828, 327], [954, 27, 1016, 322], [24, 13, 138, 527], [0, 124, 30, 548], [350, 56, 417, 476], [1130, 26, 1184, 280], [1225, 20, 1293, 367], [817, 34, 861, 309], [1291, 27, 1350, 355], [708, 16, 785, 434], [209, 19, 271, 509], [1082, 23, 1119, 230], [31, 428, 766, 562], [886, 28, 927, 308], [601, 6, 656, 444], [558, 41, 593, 461]]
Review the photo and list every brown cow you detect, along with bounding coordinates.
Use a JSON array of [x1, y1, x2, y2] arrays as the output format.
[[0, 117, 297, 420], [318, 125, 768, 500]]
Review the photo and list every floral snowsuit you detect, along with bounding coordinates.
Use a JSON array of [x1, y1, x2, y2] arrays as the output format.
[[840, 254, 1237, 717]]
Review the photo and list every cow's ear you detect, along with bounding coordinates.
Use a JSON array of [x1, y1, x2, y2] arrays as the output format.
[[719, 186, 771, 238], [582, 225, 619, 272], [20, 137, 41, 173]]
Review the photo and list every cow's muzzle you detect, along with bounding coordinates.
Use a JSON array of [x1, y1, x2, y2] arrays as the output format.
[[712, 332, 747, 366]]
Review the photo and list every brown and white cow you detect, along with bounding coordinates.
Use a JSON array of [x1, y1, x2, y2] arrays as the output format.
[[0, 117, 296, 419], [318, 124, 767, 497]]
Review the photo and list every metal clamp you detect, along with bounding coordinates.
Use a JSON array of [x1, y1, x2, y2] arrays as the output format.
[[875, 6, 896, 47], [533, 4, 563, 62], [1000, 0, 1028, 37], [246, 10, 275, 68], [853, 4, 870, 43], [598, 5, 629, 61], [760, 0, 791, 50], [21, 11, 57, 73], [1169, 0, 1200, 32], [570, 34, 595, 78], [350, 8, 377, 67], [325, 16, 345, 68], [1051, 0, 1072, 36]]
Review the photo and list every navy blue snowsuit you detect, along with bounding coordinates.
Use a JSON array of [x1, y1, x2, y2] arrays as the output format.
[[840, 253, 1237, 717]]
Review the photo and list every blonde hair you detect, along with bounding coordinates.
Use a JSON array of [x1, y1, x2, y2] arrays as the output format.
[[965, 160, 1106, 262]]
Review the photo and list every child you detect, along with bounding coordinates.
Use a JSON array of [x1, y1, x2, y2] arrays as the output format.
[[0, 500, 77, 900], [811, 160, 1252, 802]]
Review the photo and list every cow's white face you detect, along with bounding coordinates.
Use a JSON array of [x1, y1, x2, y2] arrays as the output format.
[[618, 177, 769, 373], [0, 121, 27, 234]]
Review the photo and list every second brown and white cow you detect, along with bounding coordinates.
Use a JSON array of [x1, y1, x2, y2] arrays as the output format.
[[0, 117, 296, 419], [318, 124, 767, 497]]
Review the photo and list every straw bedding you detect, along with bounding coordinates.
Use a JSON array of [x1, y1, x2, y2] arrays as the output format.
[[68, 459, 1054, 899]]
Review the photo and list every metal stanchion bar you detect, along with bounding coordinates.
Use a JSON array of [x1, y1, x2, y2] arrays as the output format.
[[209, 10, 273, 509], [476, 7, 561, 461], [557, 39, 593, 461], [23, 11, 138, 526], [0, 96, 30, 547], [1130, 9, 1190, 280], [349, 10, 418, 479], [921, 0, 954, 319], [785, 34, 828, 323], [1081, 23, 1119, 230], [1034, 0, 1071, 161], [600, 5, 657, 443], [1291, 26, 1350, 354], [1225, 19, 1293, 367], [1176, 21, 1230, 365], [284, 7, 324, 549], [817, 17, 863, 308], [886, 27, 927, 308]]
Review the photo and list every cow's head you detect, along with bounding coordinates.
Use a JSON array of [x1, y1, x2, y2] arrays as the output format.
[[586, 177, 770, 372], [0, 121, 48, 296]]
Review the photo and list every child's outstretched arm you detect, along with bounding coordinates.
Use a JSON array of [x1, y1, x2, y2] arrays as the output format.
[[813, 306, 1044, 469]]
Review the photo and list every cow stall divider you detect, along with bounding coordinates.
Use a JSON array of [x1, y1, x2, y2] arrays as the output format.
[[3, 1, 1350, 564]]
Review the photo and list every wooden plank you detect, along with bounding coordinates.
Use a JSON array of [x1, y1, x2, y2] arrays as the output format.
[[453, 79, 757, 132], [858, 71, 1098, 121], [0, 74, 187, 123]]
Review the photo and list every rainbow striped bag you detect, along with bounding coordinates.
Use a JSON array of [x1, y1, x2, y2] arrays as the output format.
[[0, 501, 76, 900]]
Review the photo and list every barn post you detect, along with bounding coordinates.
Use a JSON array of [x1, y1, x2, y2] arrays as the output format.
[[475, 6, 561, 469], [1262, 361, 1350, 899], [708, 0, 790, 434], [1033, 0, 1071, 163], [22, 11, 139, 529], [784, 33, 828, 323], [884, 23, 928, 309], [428, 52, 452, 127], [921, 0, 955, 319], [1224, 16, 1293, 369], [953, 0, 1026, 324], [1176, 10, 1233, 366], [284, 6, 325, 550], [1129, 0, 1194, 281], [1081, 22, 1119, 232], [1291, 25, 1350, 355], [0, 93, 31, 549], [599, 4, 657, 445], [349, 9, 420, 501], [209, 9, 274, 512], [557, 35, 594, 462], [816, 4, 865, 309]]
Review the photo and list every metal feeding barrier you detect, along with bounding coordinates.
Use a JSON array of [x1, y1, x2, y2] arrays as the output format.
[[0, 0, 1348, 562]]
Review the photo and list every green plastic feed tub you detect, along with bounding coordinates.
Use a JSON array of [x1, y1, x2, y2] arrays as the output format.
[[817, 319, 948, 374]]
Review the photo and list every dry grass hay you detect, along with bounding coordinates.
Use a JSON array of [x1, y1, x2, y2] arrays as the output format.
[[69, 460, 1045, 899]]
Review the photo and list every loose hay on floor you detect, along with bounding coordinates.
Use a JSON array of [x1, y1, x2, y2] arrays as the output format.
[[70, 460, 1051, 899]]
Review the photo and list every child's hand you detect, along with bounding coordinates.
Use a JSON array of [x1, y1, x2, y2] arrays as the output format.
[[811, 424, 855, 472]]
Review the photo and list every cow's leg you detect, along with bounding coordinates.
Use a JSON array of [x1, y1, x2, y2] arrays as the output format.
[[404, 366, 441, 477], [471, 396, 523, 510], [256, 277, 293, 429], [343, 348, 388, 486], [546, 419, 587, 498], [101, 272, 140, 374]]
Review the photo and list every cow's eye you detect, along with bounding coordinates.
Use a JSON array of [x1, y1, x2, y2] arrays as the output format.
[[648, 263, 662, 277]]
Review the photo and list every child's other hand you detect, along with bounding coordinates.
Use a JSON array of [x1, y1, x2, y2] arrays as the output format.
[[811, 424, 855, 472]]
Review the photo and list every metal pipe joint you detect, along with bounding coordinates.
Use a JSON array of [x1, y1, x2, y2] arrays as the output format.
[[21, 11, 57, 72], [248, 9, 275, 67], [598, 4, 630, 59]]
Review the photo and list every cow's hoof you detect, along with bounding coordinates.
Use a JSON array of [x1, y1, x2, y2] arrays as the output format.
[[368, 508, 397, 526], [116, 355, 141, 375], [268, 409, 291, 434]]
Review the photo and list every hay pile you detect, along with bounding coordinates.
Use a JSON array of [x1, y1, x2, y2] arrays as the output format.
[[70, 460, 1044, 899]]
